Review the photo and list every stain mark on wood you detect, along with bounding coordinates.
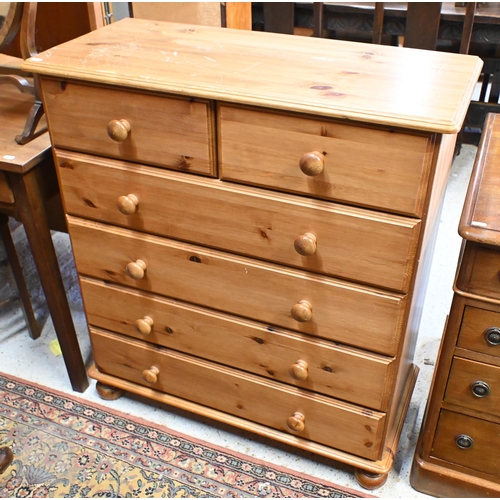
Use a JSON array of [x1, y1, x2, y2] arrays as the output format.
[[165, 327, 173, 334], [323, 366, 333, 372], [60, 81, 67, 91], [104, 270, 117, 278], [189, 255, 202, 263], [311, 85, 332, 90], [252, 336, 264, 344], [82, 197, 97, 208]]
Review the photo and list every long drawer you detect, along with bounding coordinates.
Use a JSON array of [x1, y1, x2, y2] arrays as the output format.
[[40, 79, 216, 176], [445, 357, 500, 416], [81, 277, 394, 410], [218, 104, 434, 217], [56, 150, 420, 292], [457, 306, 500, 358], [68, 217, 406, 355], [432, 410, 500, 478], [90, 327, 386, 460]]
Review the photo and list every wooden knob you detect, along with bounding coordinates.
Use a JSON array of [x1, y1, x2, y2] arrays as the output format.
[[142, 366, 159, 384], [290, 360, 309, 381], [299, 151, 324, 176], [286, 412, 305, 432], [107, 119, 131, 142], [126, 259, 147, 280], [135, 316, 153, 335], [291, 300, 312, 322], [117, 194, 139, 215], [294, 233, 317, 256]]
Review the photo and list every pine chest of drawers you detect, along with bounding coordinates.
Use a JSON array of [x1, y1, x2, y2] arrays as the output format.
[[23, 18, 482, 489], [411, 113, 500, 497]]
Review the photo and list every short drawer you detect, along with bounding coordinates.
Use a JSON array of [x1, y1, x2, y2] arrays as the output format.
[[218, 104, 434, 217], [445, 357, 500, 416], [432, 409, 500, 478], [456, 243, 500, 300], [457, 306, 500, 359], [40, 78, 216, 176], [81, 277, 394, 410], [56, 150, 420, 292], [68, 217, 406, 356], [90, 327, 386, 460]]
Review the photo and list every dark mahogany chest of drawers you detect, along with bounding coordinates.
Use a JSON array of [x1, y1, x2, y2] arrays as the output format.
[[412, 113, 500, 497]]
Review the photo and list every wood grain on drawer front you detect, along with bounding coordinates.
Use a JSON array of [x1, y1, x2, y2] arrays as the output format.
[[445, 357, 500, 416], [90, 327, 386, 460], [458, 306, 500, 358], [432, 410, 500, 478], [40, 78, 215, 176], [56, 151, 420, 292], [81, 277, 394, 410], [68, 217, 406, 355], [456, 243, 500, 300], [218, 105, 434, 217]]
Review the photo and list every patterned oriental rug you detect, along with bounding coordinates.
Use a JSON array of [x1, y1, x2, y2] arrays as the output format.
[[0, 372, 375, 498]]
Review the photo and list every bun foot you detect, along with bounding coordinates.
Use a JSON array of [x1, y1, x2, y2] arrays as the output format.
[[354, 468, 388, 490], [0, 447, 13, 474], [96, 381, 124, 400]]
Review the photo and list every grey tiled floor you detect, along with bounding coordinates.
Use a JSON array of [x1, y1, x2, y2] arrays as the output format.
[[0, 144, 478, 498]]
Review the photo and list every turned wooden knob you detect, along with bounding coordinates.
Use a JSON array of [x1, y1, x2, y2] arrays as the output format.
[[291, 300, 312, 322], [142, 366, 159, 384], [294, 233, 317, 256], [299, 151, 324, 176], [107, 119, 131, 142], [126, 259, 147, 280], [286, 412, 305, 432], [290, 360, 309, 381], [135, 316, 153, 335], [117, 194, 139, 215]]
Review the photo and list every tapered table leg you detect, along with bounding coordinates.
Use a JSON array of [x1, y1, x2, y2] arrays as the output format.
[[9, 169, 88, 393], [0, 213, 41, 339]]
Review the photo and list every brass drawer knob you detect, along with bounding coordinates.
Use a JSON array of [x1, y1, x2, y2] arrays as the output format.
[[117, 194, 139, 215], [291, 300, 312, 322], [294, 233, 317, 256], [470, 380, 490, 398], [135, 316, 154, 335], [484, 327, 500, 346], [126, 259, 147, 280], [142, 366, 159, 384], [107, 119, 131, 142], [455, 434, 474, 449], [299, 151, 324, 176], [290, 360, 309, 381], [287, 412, 306, 432]]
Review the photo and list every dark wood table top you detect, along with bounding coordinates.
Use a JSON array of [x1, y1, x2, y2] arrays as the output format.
[[0, 85, 49, 174]]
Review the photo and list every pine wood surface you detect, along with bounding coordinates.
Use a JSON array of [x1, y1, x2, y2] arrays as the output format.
[[22, 17, 482, 134], [218, 105, 435, 217], [41, 79, 216, 176], [81, 277, 394, 410], [90, 327, 386, 461], [55, 150, 420, 293], [68, 216, 406, 356]]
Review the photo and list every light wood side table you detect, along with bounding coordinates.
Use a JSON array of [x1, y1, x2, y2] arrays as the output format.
[[0, 84, 88, 393]]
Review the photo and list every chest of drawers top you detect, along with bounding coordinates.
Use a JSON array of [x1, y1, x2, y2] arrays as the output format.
[[460, 113, 500, 245], [23, 17, 481, 134]]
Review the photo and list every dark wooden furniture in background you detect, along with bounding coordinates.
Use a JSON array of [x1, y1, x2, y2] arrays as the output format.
[[252, 2, 500, 143], [0, 84, 88, 393], [411, 112, 500, 497]]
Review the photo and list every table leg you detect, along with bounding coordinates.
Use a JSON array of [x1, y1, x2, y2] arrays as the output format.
[[9, 169, 88, 393], [0, 213, 41, 339]]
